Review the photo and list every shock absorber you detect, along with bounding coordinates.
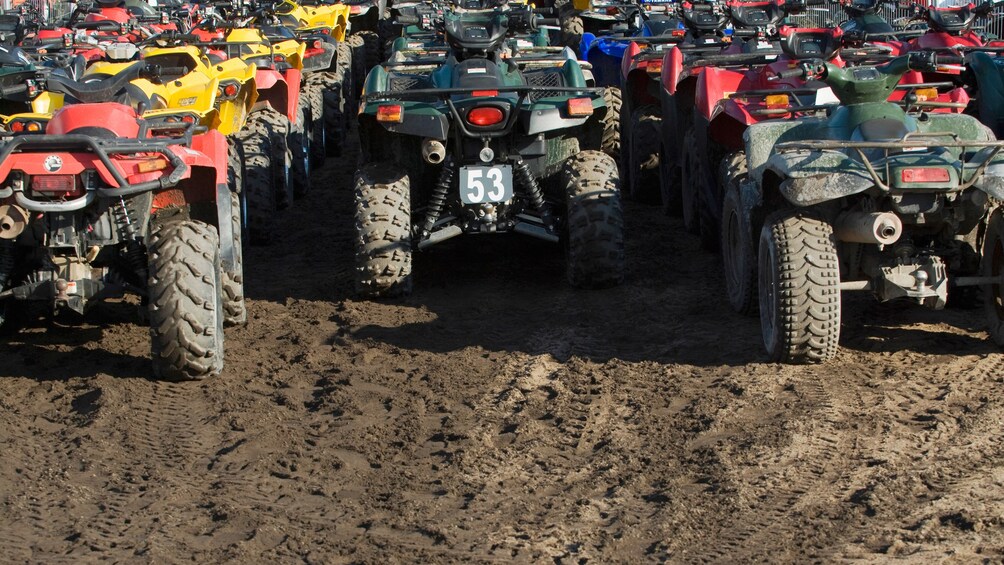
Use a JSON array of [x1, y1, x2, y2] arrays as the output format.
[[513, 159, 552, 229], [420, 158, 454, 238], [113, 196, 147, 284]]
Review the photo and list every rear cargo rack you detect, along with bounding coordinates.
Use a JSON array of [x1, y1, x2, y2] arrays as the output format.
[[775, 133, 1004, 191]]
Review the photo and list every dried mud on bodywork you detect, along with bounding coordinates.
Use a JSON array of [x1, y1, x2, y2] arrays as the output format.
[[1, 144, 1004, 563]]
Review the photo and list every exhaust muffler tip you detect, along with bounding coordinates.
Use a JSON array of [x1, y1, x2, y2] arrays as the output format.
[[834, 211, 902, 245], [0, 204, 28, 240], [421, 138, 446, 165]]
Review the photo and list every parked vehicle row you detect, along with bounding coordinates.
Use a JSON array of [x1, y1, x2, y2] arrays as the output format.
[[4, 0, 1004, 380]]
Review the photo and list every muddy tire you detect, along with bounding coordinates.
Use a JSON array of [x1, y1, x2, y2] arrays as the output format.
[[290, 96, 312, 198], [600, 86, 621, 162], [254, 107, 293, 210], [221, 191, 246, 327], [981, 207, 1004, 346], [721, 153, 756, 316], [627, 106, 661, 204], [309, 69, 347, 157], [560, 15, 584, 51], [304, 81, 326, 168], [147, 220, 225, 381], [334, 41, 355, 111], [758, 211, 841, 364], [680, 126, 701, 235], [236, 124, 276, 246], [354, 163, 412, 298], [563, 151, 625, 288], [348, 31, 380, 90]]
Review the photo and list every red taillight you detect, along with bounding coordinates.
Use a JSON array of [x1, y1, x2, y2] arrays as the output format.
[[273, 55, 284, 63], [467, 106, 504, 126], [606, 6, 618, 15], [31, 175, 81, 196], [901, 168, 950, 183], [376, 104, 403, 123], [10, 121, 24, 133], [567, 97, 594, 117], [313, 40, 323, 49], [472, 90, 498, 97], [223, 83, 238, 97], [672, 29, 686, 37], [350, 5, 362, 13], [320, 28, 330, 35]]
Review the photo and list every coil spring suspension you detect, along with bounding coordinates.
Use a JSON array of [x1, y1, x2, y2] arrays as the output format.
[[114, 197, 147, 283], [513, 159, 552, 228], [420, 159, 454, 238]]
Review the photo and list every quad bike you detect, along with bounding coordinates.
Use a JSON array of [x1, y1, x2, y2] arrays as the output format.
[[356, 4, 624, 296], [196, 3, 351, 164], [658, 0, 734, 216], [558, 0, 647, 52], [576, 0, 683, 88], [726, 52, 1004, 362], [0, 69, 239, 380]]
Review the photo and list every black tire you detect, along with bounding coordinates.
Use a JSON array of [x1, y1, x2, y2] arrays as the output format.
[[563, 151, 625, 288], [147, 219, 225, 381], [627, 106, 661, 204], [659, 140, 681, 216], [720, 153, 756, 316], [354, 163, 412, 298], [981, 207, 1004, 346], [560, 15, 584, 51], [290, 95, 312, 198], [348, 31, 380, 90], [600, 86, 621, 162], [680, 126, 701, 235], [758, 211, 841, 364], [235, 124, 276, 246], [223, 143, 247, 327], [334, 41, 355, 112], [254, 107, 293, 210], [309, 69, 347, 157], [304, 81, 326, 168], [222, 190, 246, 327]]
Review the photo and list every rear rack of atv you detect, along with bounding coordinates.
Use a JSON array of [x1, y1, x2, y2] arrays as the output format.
[[775, 132, 1004, 192], [0, 132, 190, 211], [364, 85, 603, 139]]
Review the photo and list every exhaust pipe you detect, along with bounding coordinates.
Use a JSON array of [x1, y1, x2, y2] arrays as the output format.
[[422, 138, 446, 165], [0, 204, 28, 240], [834, 212, 902, 245]]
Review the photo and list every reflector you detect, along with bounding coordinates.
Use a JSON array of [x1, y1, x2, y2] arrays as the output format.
[[901, 168, 950, 183]]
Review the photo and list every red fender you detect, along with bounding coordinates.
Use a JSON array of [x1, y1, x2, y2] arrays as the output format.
[[190, 130, 229, 186], [662, 46, 684, 95], [47, 103, 141, 137], [695, 66, 745, 122], [85, 7, 131, 24], [621, 41, 642, 85], [911, 31, 984, 51]]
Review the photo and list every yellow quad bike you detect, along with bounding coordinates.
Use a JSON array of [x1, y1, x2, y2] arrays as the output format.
[[261, 0, 357, 160]]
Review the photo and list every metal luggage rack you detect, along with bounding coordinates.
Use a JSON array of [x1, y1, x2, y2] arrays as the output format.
[[728, 86, 831, 116], [775, 132, 1004, 192]]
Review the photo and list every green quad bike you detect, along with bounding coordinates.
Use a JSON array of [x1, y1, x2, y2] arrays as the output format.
[[724, 52, 1004, 363], [355, 4, 624, 296]]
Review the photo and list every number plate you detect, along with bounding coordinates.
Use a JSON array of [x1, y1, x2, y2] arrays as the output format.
[[459, 165, 513, 205]]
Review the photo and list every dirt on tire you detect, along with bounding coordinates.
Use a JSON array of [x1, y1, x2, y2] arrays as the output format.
[[2, 140, 1004, 562]]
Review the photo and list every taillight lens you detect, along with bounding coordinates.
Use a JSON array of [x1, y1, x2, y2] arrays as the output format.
[[472, 90, 498, 97], [567, 97, 594, 117], [901, 168, 950, 183], [31, 174, 82, 198], [376, 104, 403, 123], [467, 106, 504, 126]]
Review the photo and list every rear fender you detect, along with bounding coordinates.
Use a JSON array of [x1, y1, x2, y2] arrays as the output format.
[[254, 69, 294, 121], [708, 104, 751, 151], [695, 66, 744, 122], [623, 68, 659, 112], [662, 46, 683, 94], [763, 151, 873, 207], [620, 41, 643, 85]]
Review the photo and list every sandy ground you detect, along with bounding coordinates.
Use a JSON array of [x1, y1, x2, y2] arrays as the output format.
[[2, 141, 1004, 564]]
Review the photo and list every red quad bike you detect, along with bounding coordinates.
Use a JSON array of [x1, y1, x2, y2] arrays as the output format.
[[620, 35, 685, 203], [0, 74, 241, 381], [658, 0, 733, 213], [675, 0, 823, 245]]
